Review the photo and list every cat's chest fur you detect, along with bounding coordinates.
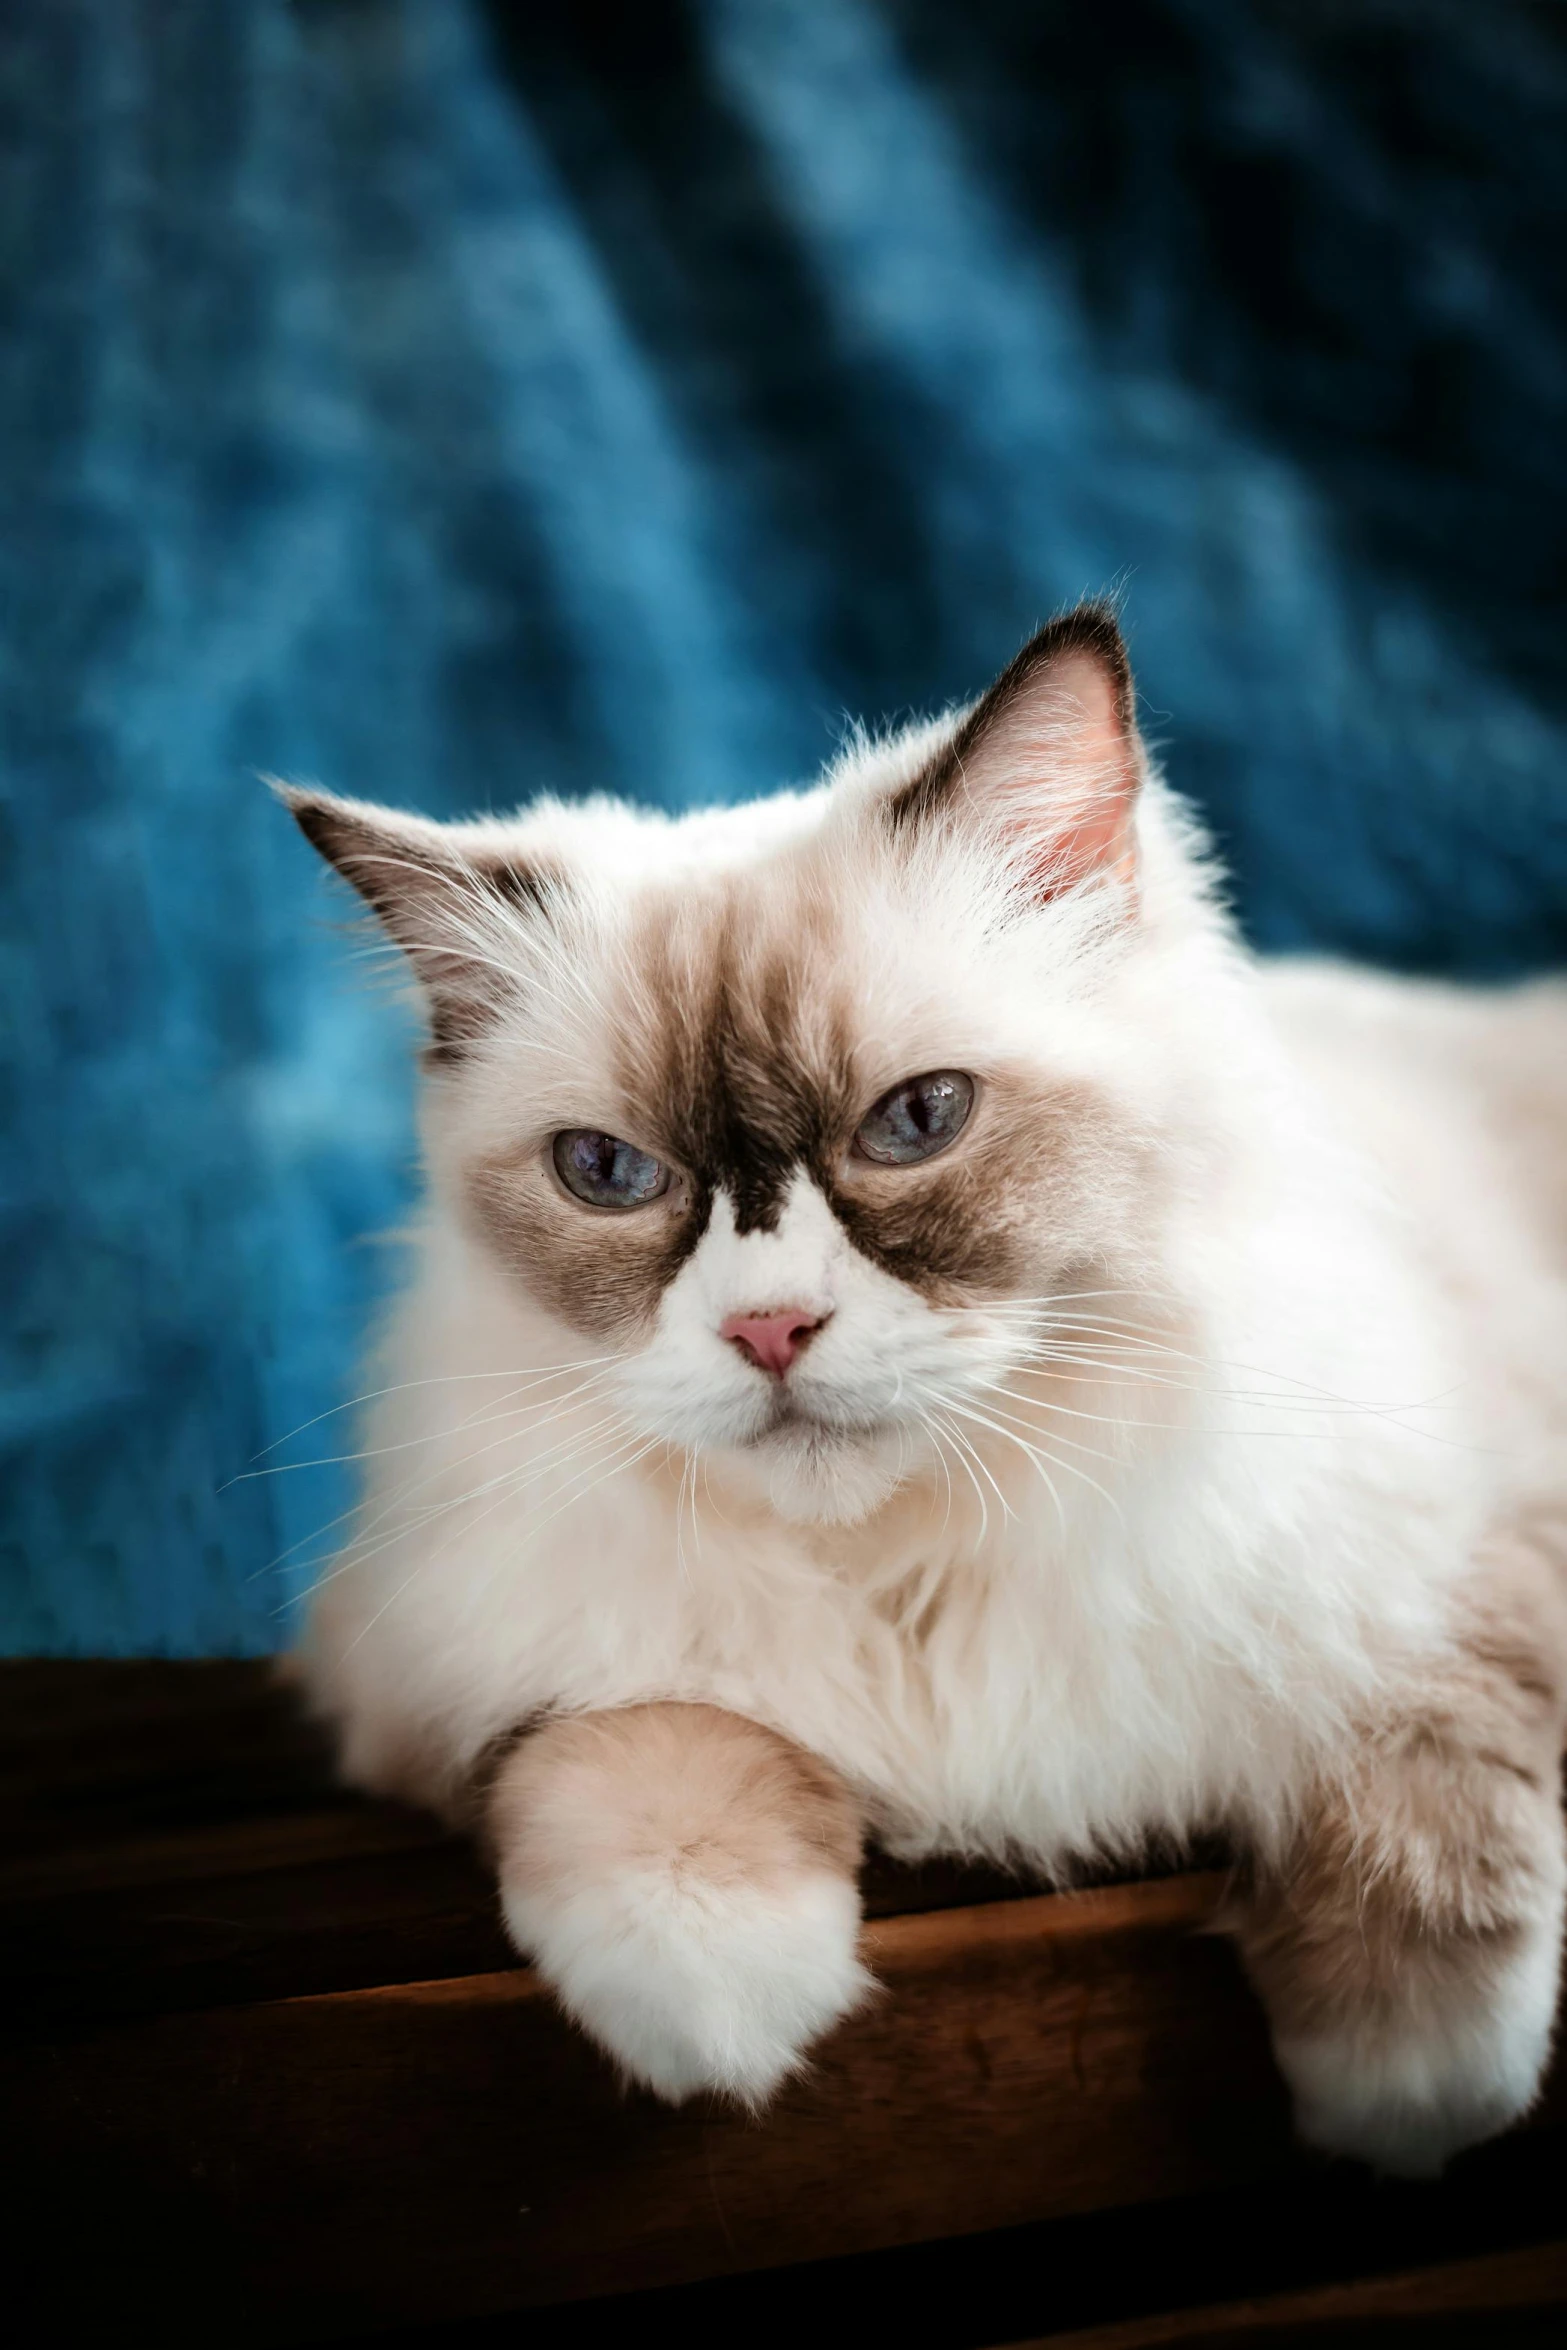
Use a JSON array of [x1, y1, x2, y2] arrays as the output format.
[[310, 1360, 1451, 1871]]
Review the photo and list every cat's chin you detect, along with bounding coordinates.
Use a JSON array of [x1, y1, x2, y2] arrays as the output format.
[[721, 1425, 909, 1528]]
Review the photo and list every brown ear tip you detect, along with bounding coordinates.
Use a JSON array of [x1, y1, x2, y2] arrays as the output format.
[[275, 783, 352, 862], [1035, 598, 1130, 672], [1015, 599, 1135, 731]]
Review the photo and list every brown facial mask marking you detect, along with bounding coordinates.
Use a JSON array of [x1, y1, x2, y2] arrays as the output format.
[[617, 911, 861, 1242], [458, 615, 1155, 1335], [830, 1073, 1140, 1302], [466, 850, 1144, 1340], [466, 1154, 703, 1343]]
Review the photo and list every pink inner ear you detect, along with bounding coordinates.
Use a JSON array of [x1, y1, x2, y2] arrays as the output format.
[[962, 647, 1141, 901]]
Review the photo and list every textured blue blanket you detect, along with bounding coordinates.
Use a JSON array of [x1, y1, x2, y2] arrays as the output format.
[[5, 1, 1564, 1652]]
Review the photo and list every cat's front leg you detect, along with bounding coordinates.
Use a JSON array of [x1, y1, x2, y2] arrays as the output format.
[[1237, 1535, 1567, 2175], [488, 1701, 873, 2105]]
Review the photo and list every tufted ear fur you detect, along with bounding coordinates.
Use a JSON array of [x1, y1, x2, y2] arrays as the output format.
[[281, 785, 547, 1061], [888, 603, 1141, 902]]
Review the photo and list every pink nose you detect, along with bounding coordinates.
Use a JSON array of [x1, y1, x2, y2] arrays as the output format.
[[720, 1307, 827, 1379]]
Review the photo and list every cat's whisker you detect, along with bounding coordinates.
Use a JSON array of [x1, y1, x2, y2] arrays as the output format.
[[686, 1449, 705, 1564], [902, 1410, 949, 1541], [292, 1439, 630, 1609], [961, 1382, 1132, 1469], [950, 1289, 1182, 1328], [295, 1407, 640, 1594], [1026, 1323, 1205, 1357], [930, 1407, 1007, 1538], [959, 1302, 1347, 1394], [1020, 1321, 1475, 1423], [963, 1421, 1017, 1525], [229, 1366, 622, 1486], [672, 1445, 700, 1588], [922, 1411, 973, 1541], [325, 1418, 655, 1642], [437, 1428, 671, 1643], [948, 1396, 1068, 1532], [988, 1370, 1317, 1440], [242, 1356, 621, 1466], [1010, 1349, 1476, 1436], [698, 1452, 740, 1535], [928, 1416, 956, 1534], [913, 1412, 956, 1535], [1009, 1329, 1378, 1402], [668, 1442, 687, 1589], [272, 1373, 629, 1579], [1010, 1350, 1314, 1411], [943, 1393, 1121, 1525], [335, 1405, 643, 1561], [1025, 1335, 1325, 1391]]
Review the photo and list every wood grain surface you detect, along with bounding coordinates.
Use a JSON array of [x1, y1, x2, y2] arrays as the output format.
[[9, 1873, 1299, 2339], [5, 1662, 1563, 2346], [1008, 2241, 1567, 2346]]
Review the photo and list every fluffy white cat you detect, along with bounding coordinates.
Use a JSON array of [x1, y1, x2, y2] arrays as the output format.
[[286, 605, 1567, 2173]]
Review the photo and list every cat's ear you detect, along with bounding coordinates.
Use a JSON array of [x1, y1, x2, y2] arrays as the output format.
[[889, 603, 1141, 901], [281, 785, 543, 1058]]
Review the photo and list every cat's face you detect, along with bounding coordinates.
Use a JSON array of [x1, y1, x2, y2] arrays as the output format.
[[290, 606, 1171, 1524]]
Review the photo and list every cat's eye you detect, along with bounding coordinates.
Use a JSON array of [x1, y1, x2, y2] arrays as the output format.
[[552, 1129, 671, 1209], [853, 1071, 975, 1166]]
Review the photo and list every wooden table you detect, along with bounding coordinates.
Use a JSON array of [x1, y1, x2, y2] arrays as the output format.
[[3, 1661, 1564, 2344]]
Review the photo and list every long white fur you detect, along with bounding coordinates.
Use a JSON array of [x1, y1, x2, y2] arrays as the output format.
[[501, 1863, 871, 2109], [297, 728, 1567, 2158]]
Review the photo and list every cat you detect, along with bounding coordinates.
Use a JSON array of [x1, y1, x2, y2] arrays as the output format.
[[285, 603, 1567, 2174]]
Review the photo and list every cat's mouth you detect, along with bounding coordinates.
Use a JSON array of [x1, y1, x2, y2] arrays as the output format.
[[751, 1395, 887, 1450]]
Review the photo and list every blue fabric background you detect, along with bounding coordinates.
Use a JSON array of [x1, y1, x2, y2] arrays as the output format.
[[5, 0, 1565, 1654]]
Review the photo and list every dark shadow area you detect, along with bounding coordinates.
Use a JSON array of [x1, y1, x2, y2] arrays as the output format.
[[373, 2122, 1567, 2345]]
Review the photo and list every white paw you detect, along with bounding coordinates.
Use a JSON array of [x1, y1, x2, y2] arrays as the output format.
[[502, 1864, 874, 2107], [1274, 1921, 1559, 2176]]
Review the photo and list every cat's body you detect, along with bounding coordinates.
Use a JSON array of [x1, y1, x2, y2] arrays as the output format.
[[291, 609, 1567, 2171]]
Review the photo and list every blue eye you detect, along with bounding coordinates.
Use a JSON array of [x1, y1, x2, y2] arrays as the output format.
[[553, 1129, 671, 1209], [854, 1071, 975, 1165]]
